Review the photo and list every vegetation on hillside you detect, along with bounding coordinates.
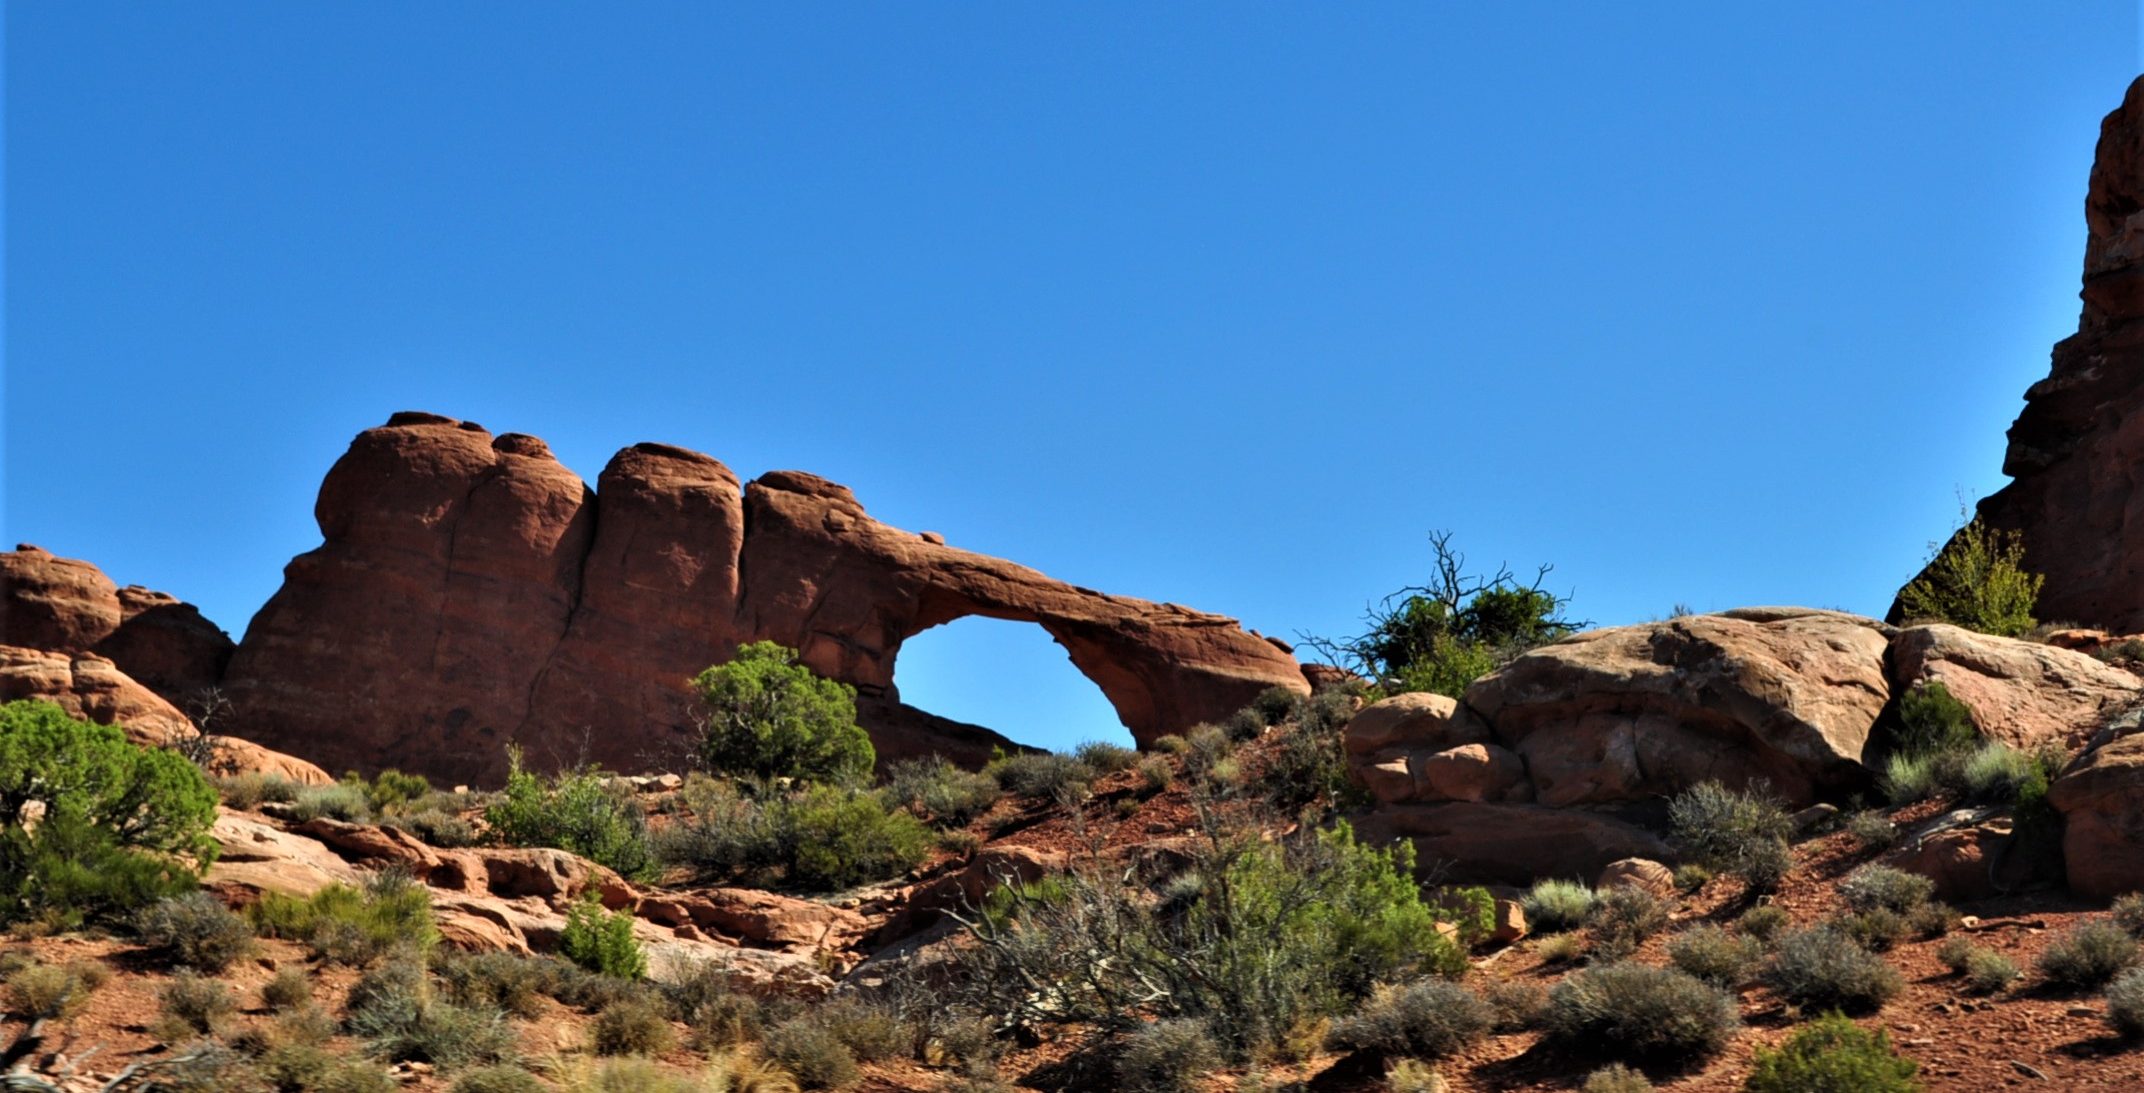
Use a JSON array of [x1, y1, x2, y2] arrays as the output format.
[[1897, 513, 2044, 638]]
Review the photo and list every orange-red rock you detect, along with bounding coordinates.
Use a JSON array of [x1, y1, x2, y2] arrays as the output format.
[[1890, 624, 2140, 750], [0, 545, 232, 708]]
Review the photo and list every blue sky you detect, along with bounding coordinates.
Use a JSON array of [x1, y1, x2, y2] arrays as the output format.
[[6, 5, 2140, 752]]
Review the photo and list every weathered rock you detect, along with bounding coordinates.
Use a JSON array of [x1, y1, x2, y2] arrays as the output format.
[[1492, 899, 1527, 943], [221, 414, 1308, 784], [878, 845, 1067, 942], [1342, 692, 1488, 756], [1901, 77, 2144, 633], [0, 545, 233, 708], [1464, 612, 1890, 807], [1891, 625, 2140, 749], [640, 888, 869, 950], [0, 646, 196, 743], [205, 811, 360, 897], [1881, 811, 2040, 902], [1597, 858, 1677, 900], [479, 848, 637, 909], [292, 818, 445, 875], [2049, 725, 2144, 898], [1351, 802, 1673, 887], [1413, 743, 1530, 803]]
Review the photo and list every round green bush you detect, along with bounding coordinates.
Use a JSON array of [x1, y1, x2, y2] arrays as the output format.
[[1743, 1011, 1920, 1093], [693, 641, 873, 787], [1763, 927, 1903, 1013]]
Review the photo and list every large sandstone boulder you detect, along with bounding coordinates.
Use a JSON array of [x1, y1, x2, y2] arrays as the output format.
[[1350, 802, 1673, 887], [1341, 693, 1526, 805], [1898, 76, 2144, 633], [1890, 624, 2140, 750], [0, 646, 196, 742], [2049, 721, 2144, 898], [221, 413, 1307, 784], [1463, 611, 1890, 807], [0, 545, 233, 708]]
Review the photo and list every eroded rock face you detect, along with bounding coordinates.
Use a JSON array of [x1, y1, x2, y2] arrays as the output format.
[[1351, 802, 1673, 887], [1463, 611, 1890, 807], [1905, 76, 2144, 632], [2049, 718, 2144, 898], [1890, 624, 2140, 750], [222, 414, 1309, 784], [0, 545, 233, 708]]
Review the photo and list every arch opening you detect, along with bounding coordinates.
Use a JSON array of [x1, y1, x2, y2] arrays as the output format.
[[892, 615, 1134, 753]]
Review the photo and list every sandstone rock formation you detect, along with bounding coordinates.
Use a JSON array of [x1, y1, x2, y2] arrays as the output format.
[[1901, 75, 2144, 632], [1352, 801, 1673, 887], [220, 413, 1308, 785], [1890, 624, 2140, 749], [0, 544, 233, 708]]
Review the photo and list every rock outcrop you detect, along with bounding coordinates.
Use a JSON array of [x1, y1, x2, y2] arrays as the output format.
[[1901, 76, 2144, 632], [0, 544, 234, 708], [1890, 624, 2141, 750], [221, 413, 1309, 784]]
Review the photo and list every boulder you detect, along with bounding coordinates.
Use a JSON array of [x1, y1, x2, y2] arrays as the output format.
[[1351, 802, 1673, 887], [1897, 76, 2144, 634], [1890, 624, 2140, 750], [1413, 743, 1530, 803], [204, 810, 361, 897], [1596, 858, 1677, 900], [220, 413, 1308, 784], [0, 545, 233, 708], [1342, 693, 1489, 756], [2049, 726, 2144, 898], [1492, 899, 1527, 943], [0, 646, 196, 744], [1880, 811, 2041, 902], [640, 888, 869, 951], [1464, 611, 1890, 807]]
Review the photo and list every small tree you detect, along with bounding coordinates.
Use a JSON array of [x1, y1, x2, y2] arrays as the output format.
[[1897, 514, 2043, 638], [1302, 531, 1582, 697], [692, 641, 873, 788]]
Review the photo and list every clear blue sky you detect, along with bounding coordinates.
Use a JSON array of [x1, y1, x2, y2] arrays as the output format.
[[6, 5, 2140, 752]]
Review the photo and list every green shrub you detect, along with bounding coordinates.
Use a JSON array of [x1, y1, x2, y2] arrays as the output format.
[[1180, 724, 1235, 776], [1250, 686, 1306, 727], [764, 1016, 861, 1090], [1223, 706, 1267, 743], [1960, 742, 2050, 805], [247, 870, 438, 965], [215, 772, 301, 810], [1737, 904, 1790, 944], [1263, 707, 1358, 813], [2107, 967, 2144, 1039], [1838, 908, 1908, 952], [693, 641, 873, 788], [438, 950, 560, 1019], [157, 970, 237, 1037], [1897, 515, 2043, 638], [1881, 753, 1940, 805], [1537, 932, 1586, 963], [1845, 811, 1899, 852], [592, 994, 676, 1056], [1839, 865, 1934, 915], [1962, 949, 2020, 994], [1590, 886, 1670, 961], [2037, 921, 2139, 990], [2115, 893, 2144, 938], [1074, 740, 1140, 773], [1763, 927, 1902, 1013], [562, 893, 648, 980], [882, 758, 1000, 825], [1384, 1059, 1447, 1093], [290, 781, 372, 823], [1905, 901, 1959, 940], [1152, 734, 1190, 755], [1481, 979, 1546, 1032], [451, 1066, 549, 1093], [5, 960, 106, 1020], [1668, 924, 1763, 987], [1744, 1011, 1920, 1093], [1425, 885, 1497, 947], [1520, 878, 1597, 933], [985, 751, 1094, 800], [485, 753, 655, 882], [0, 699, 219, 929], [262, 966, 313, 1012], [806, 996, 910, 1063], [344, 958, 516, 1069], [1893, 681, 1979, 760], [136, 892, 255, 973], [1325, 978, 1491, 1059], [350, 769, 431, 813], [1543, 963, 1739, 1062], [1583, 1065, 1655, 1093], [1136, 756, 1173, 796], [1669, 780, 1794, 892], [773, 784, 934, 890], [384, 808, 480, 848], [1674, 863, 1714, 892], [1114, 1018, 1221, 1093]]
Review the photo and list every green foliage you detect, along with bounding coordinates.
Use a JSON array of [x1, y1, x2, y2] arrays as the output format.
[[1520, 878, 1597, 933], [2114, 892, 2144, 938], [1763, 927, 1903, 1013], [136, 892, 255, 973], [5, 959, 106, 1020], [2106, 967, 2144, 1039], [1248, 686, 1306, 728], [883, 758, 1001, 826], [1845, 811, 1899, 852], [1898, 515, 2043, 638], [1839, 865, 1934, 915], [985, 750, 1094, 800], [1136, 756, 1173, 796], [1668, 924, 1763, 987], [214, 772, 301, 810], [1738, 904, 1790, 944], [247, 870, 438, 965], [1744, 1011, 1921, 1093], [764, 1015, 861, 1090], [451, 1066, 550, 1093], [1935, 937, 2018, 995], [1114, 1018, 1221, 1093], [1960, 742, 2056, 806], [1303, 531, 1579, 697], [0, 699, 218, 928], [484, 753, 655, 882], [1837, 908, 1908, 952], [345, 958, 517, 1069], [1325, 978, 1491, 1060], [1905, 901, 1959, 941], [1894, 681, 1979, 758], [384, 807, 480, 848], [2036, 921, 2139, 990], [347, 768, 432, 813], [1543, 962, 1740, 1063], [592, 994, 676, 1056], [1264, 690, 1365, 815], [693, 641, 872, 787], [262, 966, 313, 1012], [289, 781, 372, 823], [1669, 780, 1794, 892], [438, 951, 560, 1019], [562, 893, 648, 980], [777, 784, 934, 890], [1425, 885, 1497, 947], [1075, 740, 1140, 773]]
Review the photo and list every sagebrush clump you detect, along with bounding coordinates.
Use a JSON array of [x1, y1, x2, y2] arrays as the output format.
[[1543, 963, 1739, 1063], [1763, 927, 1902, 1013], [1669, 781, 1793, 892], [2037, 921, 2139, 990], [1325, 979, 1491, 1060]]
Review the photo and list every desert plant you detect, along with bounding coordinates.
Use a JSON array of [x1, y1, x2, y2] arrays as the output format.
[[562, 892, 648, 980], [1962, 948, 2020, 994], [1838, 908, 1909, 952], [289, 781, 372, 823], [438, 950, 563, 1019], [1763, 927, 1903, 1013], [1114, 1018, 1222, 1093], [2037, 921, 2140, 990], [136, 891, 255, 973], [1892, 681, 1979, 759], [214, 772, 301, 810], [1737, 904, 1790, 944], [1426, 885, 1497, 947], [2115, 893, 2144, 938], [807, 996, 911, 1063], [1538, 932, 1586, 963], [248, 870, 438, 965], [0, 699, 219, 929], [694, 641, 873, 788], [1669, 780, 1794, 892], [262, 966, 314, 1012], [1881, 753, 1940, 805], [1590, 885, 1670, 961], [1542, 962, 1739, 1063], [1668, 924, 1763, 986], [485, 752, 656, 881], [1325, 978, 1491, 1060], [157, 970, 237, 1037], [1520, 878, 1597, 933], [1905, 901, 1959, 940], [764, 1015, 861, 1090], [344, 958, 517, 1069], [1959, 742, 2049, 805], [1583, 1065, 1655, 1093], [2107, 967, 2144, 1039], [1384, 1059, 1448, 1093], [1845, 811, 1899, 852], [1897, 515, 2043, 638], [4, 959, 106, 1020], [452, 1066, 549, 1093], [1839, 864, 1934, 915], [592, 994, 677, 1056], [772, 784, 935, 890], [985, 750, 1094, 800], [1743, 1011, 1921, 1093], [1076, 740, 1140, 773], [384, 807, 480, 848], [1137, 756, 1173, 796], [882, 757, 1000, 825], [1674, 863, 1714, 892]]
